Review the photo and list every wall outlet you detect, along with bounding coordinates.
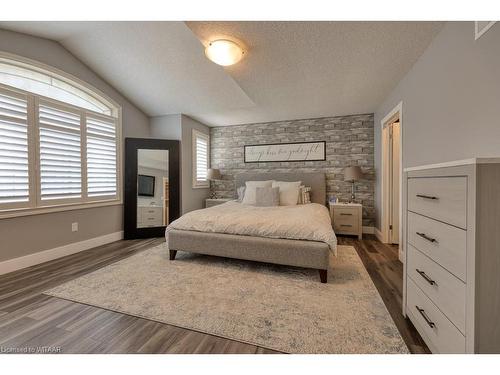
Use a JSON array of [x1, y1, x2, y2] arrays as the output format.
[[71, 222, 78, 232]]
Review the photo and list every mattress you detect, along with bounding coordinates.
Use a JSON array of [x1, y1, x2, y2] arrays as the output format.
[[165, 201, 337, 255]]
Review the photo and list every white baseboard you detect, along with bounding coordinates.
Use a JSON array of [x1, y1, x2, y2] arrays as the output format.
[[0, 231, 123, 276], [374, 227, 384, 242], [362, 226, 374, 234]]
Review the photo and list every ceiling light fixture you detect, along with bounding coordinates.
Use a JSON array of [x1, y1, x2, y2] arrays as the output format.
[[205, 39, 244, 66]]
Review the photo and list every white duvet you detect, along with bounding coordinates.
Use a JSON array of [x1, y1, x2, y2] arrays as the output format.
[[166, 201, 337, 255]]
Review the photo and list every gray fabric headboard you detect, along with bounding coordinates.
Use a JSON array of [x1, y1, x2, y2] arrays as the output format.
[[235, 172, 326, 205]]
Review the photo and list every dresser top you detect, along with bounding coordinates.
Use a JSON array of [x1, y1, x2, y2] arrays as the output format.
[[404, 157, 500, 172]]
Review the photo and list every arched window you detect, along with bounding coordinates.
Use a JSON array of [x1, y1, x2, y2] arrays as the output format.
[[0, 54, 118, 117], [0, 52, 121, 216]]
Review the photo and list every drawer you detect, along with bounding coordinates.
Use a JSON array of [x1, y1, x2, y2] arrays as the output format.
[[333, 216, 359, 235], [408, 212, 466, 281], [333, 207, 359, 222], [407, 278, 465, 353], [143, 210, 162, 219], [407, 245, 466, 333], [143, 207, 161, 215], [333, 222, 359, 235], [408, 177, 467, 229]]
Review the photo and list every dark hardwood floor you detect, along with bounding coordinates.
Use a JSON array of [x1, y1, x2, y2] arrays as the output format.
[[0, 235, 429, 354]]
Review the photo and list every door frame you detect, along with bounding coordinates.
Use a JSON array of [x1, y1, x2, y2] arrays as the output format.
[[380, 101, 404, 262]]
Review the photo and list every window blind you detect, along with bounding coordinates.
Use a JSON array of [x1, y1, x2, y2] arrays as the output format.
[[86, 116, 117, 197], [0, 91, 29, 205], [195, 135, 208, 182], [38, 103, 82, 201]]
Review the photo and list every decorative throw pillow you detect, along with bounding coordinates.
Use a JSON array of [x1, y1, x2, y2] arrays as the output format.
[[300, 185, 312, 204], [255, 187, 280, 207], [272, 180, 302, 206], [236, 186, 246, 202], [242, 180, 274, 205]]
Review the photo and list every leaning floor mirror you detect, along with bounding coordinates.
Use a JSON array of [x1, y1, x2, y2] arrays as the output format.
[[124, 138, 180, 239]]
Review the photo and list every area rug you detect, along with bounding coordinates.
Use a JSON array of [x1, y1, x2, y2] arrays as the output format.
[[44, 243, 408, 354]]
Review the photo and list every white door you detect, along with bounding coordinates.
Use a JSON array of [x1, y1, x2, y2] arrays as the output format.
[[389, 122, 400, 244]]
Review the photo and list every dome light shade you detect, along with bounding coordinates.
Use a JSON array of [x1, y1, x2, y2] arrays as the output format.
[[205, 39, 244, 66]]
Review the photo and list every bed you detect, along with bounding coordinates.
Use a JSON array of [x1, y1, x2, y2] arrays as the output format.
[[166, 172, 337, 283]]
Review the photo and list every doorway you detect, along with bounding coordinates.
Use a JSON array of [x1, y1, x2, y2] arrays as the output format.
[[388, 121, 400, 244], [381, 102, 403, 261]]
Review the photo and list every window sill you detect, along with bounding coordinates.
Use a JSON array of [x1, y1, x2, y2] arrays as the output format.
[[192, 184, 209, 189], [0, 199, 122, 220]]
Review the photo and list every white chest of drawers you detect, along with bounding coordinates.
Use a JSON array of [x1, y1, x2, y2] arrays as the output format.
[[137, 206, 163, 227], [403, 158, 500, 353]]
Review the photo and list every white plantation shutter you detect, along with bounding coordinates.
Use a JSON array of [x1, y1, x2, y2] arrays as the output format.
[[0, 90, 30, 207], [192, 130, 209, 188], [0, 64, 121, 215], [86, 116, 117, 197], [38, 103, 82, 201]]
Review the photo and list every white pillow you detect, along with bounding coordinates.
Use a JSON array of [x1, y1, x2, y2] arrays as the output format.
[[242, 180, 274, 205], [272, 181, 302, 206]]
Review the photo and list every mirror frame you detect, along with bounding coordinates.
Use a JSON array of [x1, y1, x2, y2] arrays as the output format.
[[124, 138, 180, 239]]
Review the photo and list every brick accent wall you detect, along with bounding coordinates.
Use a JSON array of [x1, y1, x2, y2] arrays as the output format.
[[210, 114, 375, 227]]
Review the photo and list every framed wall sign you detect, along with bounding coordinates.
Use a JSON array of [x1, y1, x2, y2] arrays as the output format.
[[244, 141, 326, 163]]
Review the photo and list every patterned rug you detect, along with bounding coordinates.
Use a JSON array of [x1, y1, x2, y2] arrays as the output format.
[[44, 243, 408, 354]]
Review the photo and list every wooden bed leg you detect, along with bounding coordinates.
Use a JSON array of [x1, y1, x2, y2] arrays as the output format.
[[169, 250, 177, 260], [319, 269, 327, 283]]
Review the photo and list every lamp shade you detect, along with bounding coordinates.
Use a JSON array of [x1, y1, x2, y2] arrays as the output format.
[[344, 166, 362, 182], [207, 168, 221, 180]]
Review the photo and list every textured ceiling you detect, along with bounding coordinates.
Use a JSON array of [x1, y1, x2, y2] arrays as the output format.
[[0, 21, 254, 121], [0, 21, 444, 126], [187, 21, 444, 125]]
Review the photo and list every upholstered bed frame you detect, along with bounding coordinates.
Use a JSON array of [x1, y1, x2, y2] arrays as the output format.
[[167, 172, 331, 283]]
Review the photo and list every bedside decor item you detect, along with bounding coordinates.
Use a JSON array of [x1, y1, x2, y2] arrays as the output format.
[[344, 166, 362, 203], [207, 168, 221, 180], [207, 168, 222, 199], [244, 141, 326, 163], [329, 202, 363, 239]]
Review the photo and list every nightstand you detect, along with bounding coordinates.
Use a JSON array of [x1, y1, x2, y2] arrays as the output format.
[[205, 198, 231, 208], [328, 202, 363, 239]]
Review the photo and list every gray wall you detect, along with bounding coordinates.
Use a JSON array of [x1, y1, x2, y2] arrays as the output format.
[[0, 29, 150, 262], [181, 115, 210, 214], [149, 114, 210, 214], [374, 22, 500, 230], [150, 114, 182, 139], [210, 114, 375, 227]]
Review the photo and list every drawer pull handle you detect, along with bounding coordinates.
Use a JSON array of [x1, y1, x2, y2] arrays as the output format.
[[416, 269, 436, 285], [340, 213, 353, 216], [416, 306, 436, 328], [340, 224, 353, 227], [416, 194, 438, 200], [416, 232, 437, 243]]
